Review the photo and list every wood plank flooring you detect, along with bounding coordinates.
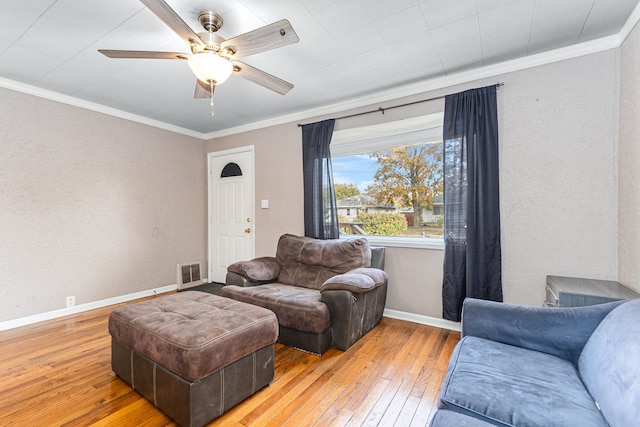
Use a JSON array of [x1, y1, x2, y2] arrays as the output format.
[[0, 295, 459, 426]]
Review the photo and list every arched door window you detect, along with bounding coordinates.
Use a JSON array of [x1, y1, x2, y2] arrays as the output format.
[[220, 162, 242, 178]]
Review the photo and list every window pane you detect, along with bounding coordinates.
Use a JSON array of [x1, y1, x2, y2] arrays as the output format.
[[220, 162, 242, 178], [333, 142, 443, 238]]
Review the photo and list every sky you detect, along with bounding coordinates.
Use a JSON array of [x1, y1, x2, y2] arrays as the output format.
[[332, 154, 378, 192]]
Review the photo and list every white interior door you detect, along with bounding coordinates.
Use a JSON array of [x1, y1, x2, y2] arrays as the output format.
[[208, 147, 255, 283]]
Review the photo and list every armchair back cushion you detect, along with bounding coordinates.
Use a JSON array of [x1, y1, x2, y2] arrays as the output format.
[[578, 298, 640, 427], [276, 234, 371, 290]]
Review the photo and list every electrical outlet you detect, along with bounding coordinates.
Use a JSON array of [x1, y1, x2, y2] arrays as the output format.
[[66, 296, 75, 308]]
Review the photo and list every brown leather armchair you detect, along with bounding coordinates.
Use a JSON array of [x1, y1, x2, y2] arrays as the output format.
[[222, 234, 387, 354]]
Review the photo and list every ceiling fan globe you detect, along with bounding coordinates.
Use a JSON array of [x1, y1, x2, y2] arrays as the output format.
[[188, 52, 233, 85]]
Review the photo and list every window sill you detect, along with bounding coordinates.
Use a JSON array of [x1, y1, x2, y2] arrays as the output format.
[[342, 235, 444, 250]]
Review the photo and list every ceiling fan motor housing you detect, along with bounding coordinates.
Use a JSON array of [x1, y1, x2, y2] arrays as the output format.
[[197, 31, 225, 52]]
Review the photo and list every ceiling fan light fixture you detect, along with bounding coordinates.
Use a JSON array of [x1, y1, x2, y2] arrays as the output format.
[[188, 52, 233, 85]]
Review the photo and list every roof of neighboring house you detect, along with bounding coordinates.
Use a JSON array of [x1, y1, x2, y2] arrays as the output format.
[[336, 194, 394, 209]]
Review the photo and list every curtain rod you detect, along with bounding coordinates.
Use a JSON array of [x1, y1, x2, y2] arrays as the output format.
[[297, 82, 504, 127]]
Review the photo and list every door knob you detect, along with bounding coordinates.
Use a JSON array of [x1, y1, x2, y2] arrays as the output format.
[[245, 228, 251, 234]]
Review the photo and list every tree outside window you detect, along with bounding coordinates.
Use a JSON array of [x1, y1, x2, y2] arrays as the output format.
[[333, 142, 443, 238]]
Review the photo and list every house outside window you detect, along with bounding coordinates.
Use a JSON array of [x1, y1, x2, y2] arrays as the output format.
[[332, 113, 444, 249]]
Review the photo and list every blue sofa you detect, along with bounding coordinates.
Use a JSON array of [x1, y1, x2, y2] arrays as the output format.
[[430, 297, 640, 427]]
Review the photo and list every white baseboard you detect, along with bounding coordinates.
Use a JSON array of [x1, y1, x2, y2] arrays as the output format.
[[0, 284, 178, 331], [383, 308, 461, 332], [1, 288, 459, 333]]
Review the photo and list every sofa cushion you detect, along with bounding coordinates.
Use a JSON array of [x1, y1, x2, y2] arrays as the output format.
[[578, 298, 640, 427], [439, 336, 607, 427], [276, 234, 371, 290], [430, 409, 501, 426], [220, 283, 330, 334]]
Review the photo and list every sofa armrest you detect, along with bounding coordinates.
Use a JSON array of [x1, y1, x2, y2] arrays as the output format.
[[461, 298, 626, 364], [226, 257, 280, 286], [320, 268, 388, 294]]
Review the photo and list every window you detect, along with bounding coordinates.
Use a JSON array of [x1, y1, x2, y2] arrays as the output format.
[[332, 113, 444, 249]]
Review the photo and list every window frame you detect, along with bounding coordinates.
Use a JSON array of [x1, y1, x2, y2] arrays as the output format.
[[331, 113, 445, 250]]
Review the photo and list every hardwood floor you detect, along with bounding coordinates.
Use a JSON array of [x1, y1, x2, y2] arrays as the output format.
[[0, 295, 459, 426]]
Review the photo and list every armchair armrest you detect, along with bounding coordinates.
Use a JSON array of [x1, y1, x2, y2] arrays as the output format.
[[226, 257, 281, 287], [320, 268, 388, 294], [461, 298, 625, 364], [321, 268, 388, 351]]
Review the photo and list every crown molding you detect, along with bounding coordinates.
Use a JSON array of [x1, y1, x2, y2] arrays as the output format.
[[619, 1, 640, 44], [3, 12, 637, 142], [0, 77, 205, 139], [204, 34, 621, 139]]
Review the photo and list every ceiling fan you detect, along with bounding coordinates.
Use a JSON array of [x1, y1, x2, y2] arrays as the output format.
[[98, 0, 299, 115]]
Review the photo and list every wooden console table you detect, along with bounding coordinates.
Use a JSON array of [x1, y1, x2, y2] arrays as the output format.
[[545, 275, 640, 307]]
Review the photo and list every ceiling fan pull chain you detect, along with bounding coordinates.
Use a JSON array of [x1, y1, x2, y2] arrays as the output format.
[[209, 80, 215, 117]]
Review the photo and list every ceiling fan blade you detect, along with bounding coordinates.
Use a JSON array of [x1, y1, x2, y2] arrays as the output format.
[[194, 80, 214, 99], [231, 61, 293, 95], [140, 0, 204, 49], [220, 20, 299, 59], [98, 49, 188, 60]]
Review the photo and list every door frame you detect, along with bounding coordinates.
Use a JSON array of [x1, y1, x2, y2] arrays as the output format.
[[207, 145, 256, 282]]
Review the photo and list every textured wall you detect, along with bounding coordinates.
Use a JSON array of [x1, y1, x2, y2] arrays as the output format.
[[618, 22, 640, 293], [0, 89, 207, 322], [498, 51, 619, 306], [207, 49, 620, 318]]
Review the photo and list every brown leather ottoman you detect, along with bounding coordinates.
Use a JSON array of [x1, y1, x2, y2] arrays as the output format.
[[108, 292, 278, 427]]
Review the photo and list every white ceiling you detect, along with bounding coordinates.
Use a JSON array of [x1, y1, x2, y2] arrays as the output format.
[[1, 0, 639, 137]]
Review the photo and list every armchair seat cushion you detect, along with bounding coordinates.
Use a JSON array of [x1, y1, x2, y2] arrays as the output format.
[[220, 283, 330, 335], [440, 336, 607, 427]]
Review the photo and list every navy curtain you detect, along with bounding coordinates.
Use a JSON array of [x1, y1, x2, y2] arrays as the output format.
[[302, 119, 339, 239], [442, 85, 502, 321]]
